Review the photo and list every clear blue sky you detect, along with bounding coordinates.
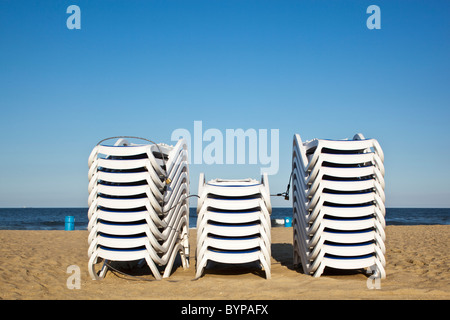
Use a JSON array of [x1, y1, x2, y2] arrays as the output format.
[[0, 0, 449, 207]]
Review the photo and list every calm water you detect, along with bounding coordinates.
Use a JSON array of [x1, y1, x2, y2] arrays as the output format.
[[0, 207, 448, 230]]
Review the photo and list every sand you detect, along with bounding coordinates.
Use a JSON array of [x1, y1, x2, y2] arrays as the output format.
[[0, 225, 449, 300]]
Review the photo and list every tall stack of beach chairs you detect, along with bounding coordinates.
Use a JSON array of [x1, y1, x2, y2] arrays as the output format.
[[195, 173, 272, 279], [87, 137, 190, 280], [292, 133, 386, 278]]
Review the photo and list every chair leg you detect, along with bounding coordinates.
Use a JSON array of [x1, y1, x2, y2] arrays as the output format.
[[88, 253, 101, 280], [260, 254, 271, 280], [145, 255, 162, 280]]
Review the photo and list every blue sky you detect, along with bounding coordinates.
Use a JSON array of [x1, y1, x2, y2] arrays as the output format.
[[0, 0, 449, 207]]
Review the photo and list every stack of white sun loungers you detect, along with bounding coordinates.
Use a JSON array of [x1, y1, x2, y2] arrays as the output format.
[[87, 137, 190, 280], [195, 173, 272, 279], [292, 133, 386, 278]]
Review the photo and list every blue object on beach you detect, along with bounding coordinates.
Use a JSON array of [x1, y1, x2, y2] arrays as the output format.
[[284, 217, 292, 227], [65, 216, 75, 231]]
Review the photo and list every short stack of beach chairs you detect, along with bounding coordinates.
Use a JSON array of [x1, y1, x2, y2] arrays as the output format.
[[292, 133, 386, 278], [195, 173, 272, 279], [87, 137, 190, 280]]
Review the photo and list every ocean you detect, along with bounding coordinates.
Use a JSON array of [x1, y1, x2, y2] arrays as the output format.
[[0, 207, 448, 230]]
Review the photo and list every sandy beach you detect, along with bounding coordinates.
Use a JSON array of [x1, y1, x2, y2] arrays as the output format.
[[0, 225, 449, 300]]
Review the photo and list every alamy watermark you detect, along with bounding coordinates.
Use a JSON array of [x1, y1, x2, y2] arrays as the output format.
[[367, 5, 381, 30], [366, 265, 382, 289], [66, 5, 380, 31], [171, 121, 279, 175], [66, 5, 81, 30], [66, 265, 81, 289]]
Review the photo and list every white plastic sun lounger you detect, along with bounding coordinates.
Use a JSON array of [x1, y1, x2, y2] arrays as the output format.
[[87, 203, 189, 253], [195, 173, 272, 279], [88, 171, 189, 226], [87, 212, 189, 280], [292, 133, 386, 278], [87, 137, 190, 280]]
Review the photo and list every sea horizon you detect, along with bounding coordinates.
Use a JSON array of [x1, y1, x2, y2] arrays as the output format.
[[0, 207, 449, 230]]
